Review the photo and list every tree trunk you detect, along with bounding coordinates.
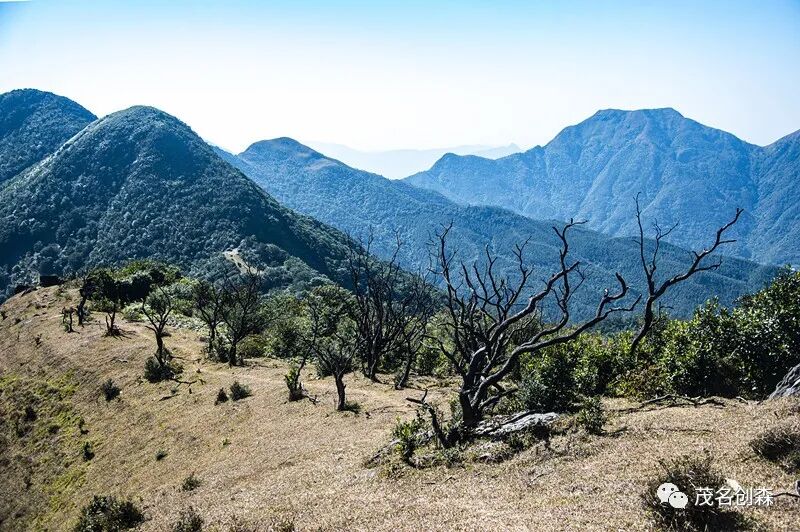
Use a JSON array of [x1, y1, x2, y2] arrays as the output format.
[[77, 295, 88, 326], [228, 340, 238, 367], [395, 350, 414, 389], [155, 333, 165, 363], [334, 373, 347, 411], [459, 391, 479, 429]]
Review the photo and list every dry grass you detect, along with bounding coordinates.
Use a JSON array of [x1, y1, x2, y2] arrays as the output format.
[[1, 287, 799, 531]]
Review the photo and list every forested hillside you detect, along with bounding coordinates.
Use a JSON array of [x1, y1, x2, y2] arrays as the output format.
[[222, 138, 775, 321], [0, 98, 358, 299], [0, 89, 96, 186]]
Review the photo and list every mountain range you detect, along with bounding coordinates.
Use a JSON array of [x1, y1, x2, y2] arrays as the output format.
[[406, 108, 800, 266], [305, 141, 521, 179], [219, 138, 774, 320], [0, 93, 358, 300], [0, 90, 782, 320]]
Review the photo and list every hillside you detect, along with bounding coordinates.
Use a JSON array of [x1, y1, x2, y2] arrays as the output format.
[[1, 286, 798, 531], [0, 99, 357, 299], [0, 89, 96, 186], [221, 139, 775, 321], [406, 109, 800, 266]]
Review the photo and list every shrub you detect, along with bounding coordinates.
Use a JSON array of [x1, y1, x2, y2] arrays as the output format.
[[155, 449, 168, 461], [517, 345, 578, 413], [229, 381, 252, 401], [144, 357, 178, 383], [750, 422, 800, 472], [284, 364, 304, 401], [100, 379, 120, 401], [642, 453, 748, 531], [181, 472, 202, 492], [237, 334, 269, 359], [215, 388, 229, 404], [73, 495, 144, 531], [392, 415, 426, 463], [82, 441, 95, 461], [172, 506, 203, 532], [576, 396, 607, 435]]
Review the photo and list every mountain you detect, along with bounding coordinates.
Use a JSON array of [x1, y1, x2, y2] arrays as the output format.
[[221, 138, 776, 321], [406, 109, 800, 266], [304, 141, 521, 179], [0, 99, 359, 300], [0, 88, 96, 186]]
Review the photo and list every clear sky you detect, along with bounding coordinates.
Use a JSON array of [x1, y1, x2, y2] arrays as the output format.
[[1, 0, 798, 152]]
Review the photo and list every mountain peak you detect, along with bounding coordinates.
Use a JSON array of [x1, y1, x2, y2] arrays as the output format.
[[0, 88, 97, 184]]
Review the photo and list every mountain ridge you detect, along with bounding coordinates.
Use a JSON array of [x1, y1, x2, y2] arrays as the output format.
[[406, 108, 798, 265], [0, 96, 358, 299]]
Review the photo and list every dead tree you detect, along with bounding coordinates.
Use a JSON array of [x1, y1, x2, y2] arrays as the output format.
[[303, 285, 363, 411], [141, 286, 173, 369], [220, 270, 268, 366], [192, 280, 225, 358], [394, 273, 437, 389], [629, 196, 743, 356], [347, 232, 435, 382], [423, 221, 638, 445]]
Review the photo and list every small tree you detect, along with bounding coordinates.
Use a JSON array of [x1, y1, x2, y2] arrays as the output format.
[[347, 232, 436, 382], [141, 286, 173, 371], [93, 270, 122, 336], [192, 280, 225, 359], [303, 285, 362, 411], [220, 271, 269, 366]]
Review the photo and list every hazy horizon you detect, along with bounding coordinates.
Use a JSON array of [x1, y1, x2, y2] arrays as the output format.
[[1, 0, 798, 152]]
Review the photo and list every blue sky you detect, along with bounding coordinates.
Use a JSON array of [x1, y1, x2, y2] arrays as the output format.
[[1, 0, 798, 152]]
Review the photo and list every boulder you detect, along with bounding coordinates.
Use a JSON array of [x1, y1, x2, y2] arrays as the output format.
[[769, 363, 800, 399], [472, 411, 559, 438]]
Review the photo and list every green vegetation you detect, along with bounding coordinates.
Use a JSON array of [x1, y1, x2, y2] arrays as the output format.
[[73, 495, 144, 532], [172, 507, 204, 532], [229, 381, 252, 401]]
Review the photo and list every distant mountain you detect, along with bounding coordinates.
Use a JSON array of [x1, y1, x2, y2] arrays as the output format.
[[221, 138, 775, 321], [0, 88, 96, 186], [305, 141, 521, 179], [0, 95, 358, 299], [406, 109, 800, 266]]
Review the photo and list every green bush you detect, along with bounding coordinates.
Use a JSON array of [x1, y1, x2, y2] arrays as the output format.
[[230, 381, 252, 401], [392, 415, 427, 463], [237, 334, 269, 359], [172, 506, 203, 532], [73, 495, 144, 531], [215, 388, 229, 404], [576, 396, 606, 435], [144, 357, 178, 383], [100, 379, 120, 401], [181, 472, 202, 492]]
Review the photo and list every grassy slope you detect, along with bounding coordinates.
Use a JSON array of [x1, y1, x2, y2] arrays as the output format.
[[1, 287, 798, 531]]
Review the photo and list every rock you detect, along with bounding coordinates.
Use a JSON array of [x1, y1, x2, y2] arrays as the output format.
[[472, 411, 559, 438], [769, 363, 800, 399]]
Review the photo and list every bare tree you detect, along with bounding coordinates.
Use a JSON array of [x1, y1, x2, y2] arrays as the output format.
[[422, 221, 638, 445], [394, 273, 437, 389], [141, 286, 173, 369], [220, 271, 268, 366], [303, 285, 362, 411], [347, 232, 435, 382], [629, 195, 743, 356], [192, 280, 225, 358]]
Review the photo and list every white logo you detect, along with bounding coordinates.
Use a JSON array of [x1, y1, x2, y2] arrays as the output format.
[[657, 483, 680, 504], [668, 491, 689, 509]]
